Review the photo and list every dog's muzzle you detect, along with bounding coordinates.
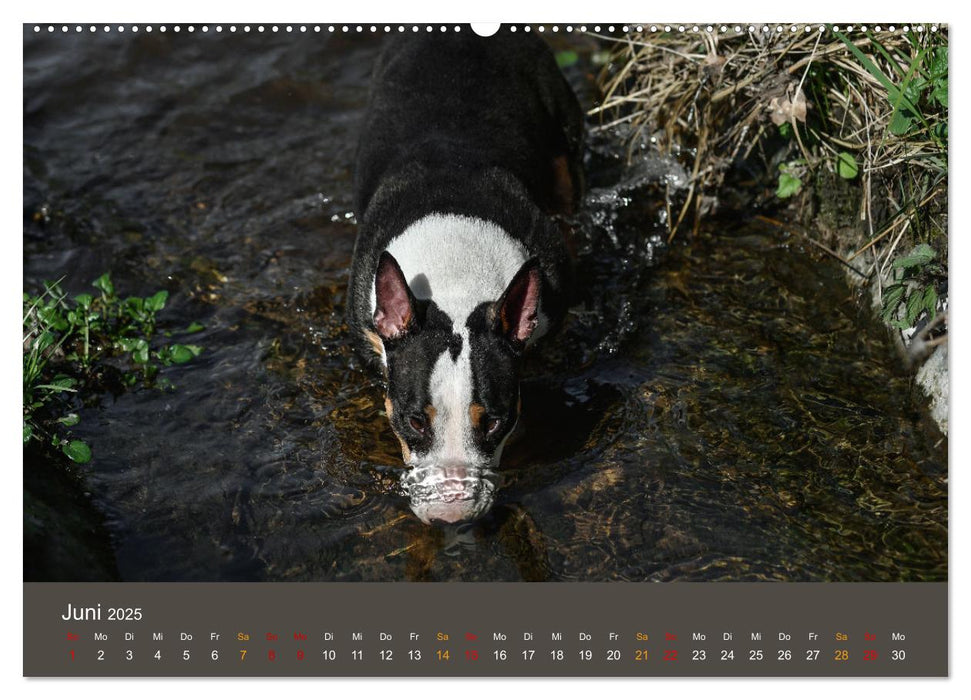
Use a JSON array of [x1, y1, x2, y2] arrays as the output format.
[[400, 462, 499, 524]]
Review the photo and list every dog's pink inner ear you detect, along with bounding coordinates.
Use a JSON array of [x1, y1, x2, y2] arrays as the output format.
[[374, 252, 414, 340], [498, 260, 541, 344]]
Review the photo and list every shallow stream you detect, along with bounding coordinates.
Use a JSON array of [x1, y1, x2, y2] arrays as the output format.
[[23, 27, 946, 581]]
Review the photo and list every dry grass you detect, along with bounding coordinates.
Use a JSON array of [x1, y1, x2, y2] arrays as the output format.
[[591, 24, 948, 359]]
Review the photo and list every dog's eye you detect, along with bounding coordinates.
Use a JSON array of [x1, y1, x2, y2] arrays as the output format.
[[408, 414, 428, 434], [485, 416, 502, 436]]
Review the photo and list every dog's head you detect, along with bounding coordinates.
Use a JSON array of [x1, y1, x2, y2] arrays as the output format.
[[370, 250, 542, 524]]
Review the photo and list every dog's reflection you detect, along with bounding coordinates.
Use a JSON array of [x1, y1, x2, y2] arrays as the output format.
[[404, 504, 552, 582]]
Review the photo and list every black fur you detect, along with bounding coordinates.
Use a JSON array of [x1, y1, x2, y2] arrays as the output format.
[[465, 302, 522, 451]]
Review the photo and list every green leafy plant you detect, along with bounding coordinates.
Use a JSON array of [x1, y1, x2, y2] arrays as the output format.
[[836, 152, 859, 179], [881, 243, 942, 329], [776, 161, 805, 199], [23, 274, 204, 464], [834, 29, 947, 149]]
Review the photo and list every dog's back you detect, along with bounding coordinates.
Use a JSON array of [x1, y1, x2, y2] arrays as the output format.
[[354, 32, 584, 218]]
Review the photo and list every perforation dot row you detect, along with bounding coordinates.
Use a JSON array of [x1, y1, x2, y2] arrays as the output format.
[[31, 24, 941, 35]]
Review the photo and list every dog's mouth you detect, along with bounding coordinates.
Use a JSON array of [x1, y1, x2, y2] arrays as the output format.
[[400, 463, 500, 525]]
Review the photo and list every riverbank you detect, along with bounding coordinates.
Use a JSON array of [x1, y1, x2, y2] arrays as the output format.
[[592, 24, 948, 432]]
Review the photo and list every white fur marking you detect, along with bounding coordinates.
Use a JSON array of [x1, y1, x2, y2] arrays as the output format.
[[370, 213, 548, 338], [427, 330, 477, 466]]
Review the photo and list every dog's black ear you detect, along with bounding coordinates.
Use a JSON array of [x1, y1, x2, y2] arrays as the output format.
[[374, 251, 417, 340], [495, 258, 541, 346]]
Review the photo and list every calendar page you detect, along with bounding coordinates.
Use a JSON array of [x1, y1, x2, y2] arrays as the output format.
[[22, 21, 948, 679]]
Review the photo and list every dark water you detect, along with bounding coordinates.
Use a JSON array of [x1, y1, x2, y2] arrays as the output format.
[[23, 27, 947, 582]]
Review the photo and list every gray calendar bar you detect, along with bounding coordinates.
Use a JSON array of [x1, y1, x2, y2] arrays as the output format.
[[24, 582, 946, 677]]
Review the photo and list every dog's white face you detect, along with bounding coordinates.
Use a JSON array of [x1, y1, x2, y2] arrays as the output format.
[[369, 214, 546, 524]]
